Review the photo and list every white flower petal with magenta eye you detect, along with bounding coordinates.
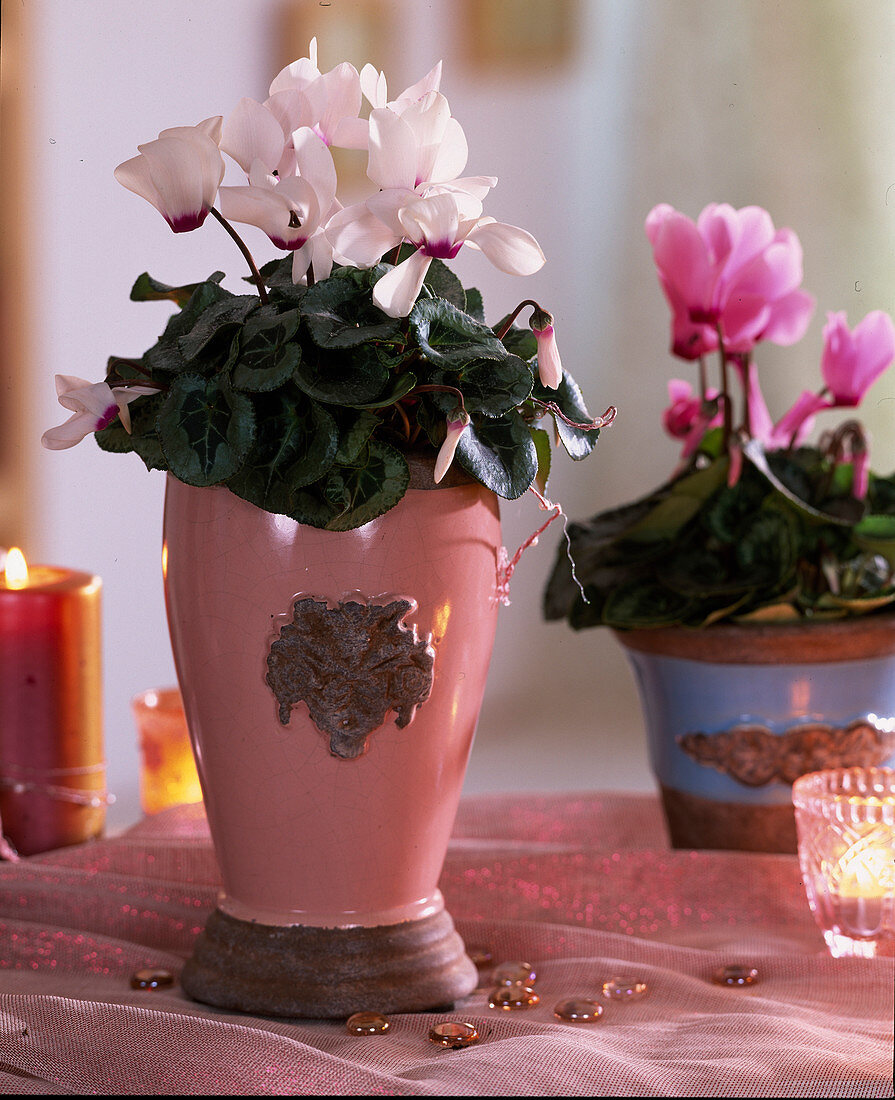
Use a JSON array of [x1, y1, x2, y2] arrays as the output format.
[[265, 88, 316, 139], [307, 231, 335, 281], [401, 92, 452, 182], [434, 175, 497, 201], [114, 153, 164, 216], [222, 98, 286, 174], [400, 191, 464, 248], [365, 188, 414, 235], [326, 203, 402, 267], [394, 61, 442, 107], [428, 116, 468, 183], [465, 219, 545, 275], [360, 63, 387, 109], [54, 374, 96, 408], [317, 62, 362, 145], [218, 184, 301, 248], [41, 411, 101, 450], [373, 250, 432, 317], [368, 109, 418, 190], [268, 44, 320, 96], [57, 378, 117, 418], [329, 115, 369, 150], [291, 240, 313, 285], [138, 132, 223, 230], [292, 127, 338, 203]]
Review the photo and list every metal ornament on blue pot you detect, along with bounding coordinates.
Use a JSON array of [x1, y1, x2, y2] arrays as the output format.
[[615, 616, 895, 852]]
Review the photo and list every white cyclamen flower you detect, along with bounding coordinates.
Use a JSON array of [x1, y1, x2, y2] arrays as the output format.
[[41, 376, 159, 450], [114, 118, 224, 233]]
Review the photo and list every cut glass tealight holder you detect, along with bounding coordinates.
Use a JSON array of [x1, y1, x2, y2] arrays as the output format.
[[792, 767, 895, 958]]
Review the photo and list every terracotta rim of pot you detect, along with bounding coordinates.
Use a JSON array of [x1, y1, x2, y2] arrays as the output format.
[[612, 611, 895, 664], [404, 448, 479, 491]]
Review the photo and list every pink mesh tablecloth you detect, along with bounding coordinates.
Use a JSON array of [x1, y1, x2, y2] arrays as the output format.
[[0, 792, 892, 1096]]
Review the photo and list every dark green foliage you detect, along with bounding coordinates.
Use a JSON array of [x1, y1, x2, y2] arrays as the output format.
[[544, 443, 895, 628], [98, 264, 604, 529]]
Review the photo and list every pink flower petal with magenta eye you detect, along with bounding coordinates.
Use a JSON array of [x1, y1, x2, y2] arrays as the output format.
[[772, 389, 829, 444], [759, 289, 815, 347], [821, 309, 895, 404], [646, 209, 714, 319]]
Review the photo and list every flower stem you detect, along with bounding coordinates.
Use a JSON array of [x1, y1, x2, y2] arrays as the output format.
[[494, 299, 541, 341], [210, 207, 269, 304], [715, 323, 732, 449]]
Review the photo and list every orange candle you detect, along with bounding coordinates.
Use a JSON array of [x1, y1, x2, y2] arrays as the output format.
[[0, 548, 105, 857]]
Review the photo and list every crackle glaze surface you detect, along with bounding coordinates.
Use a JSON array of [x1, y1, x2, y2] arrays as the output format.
[[163, 477, 501, 927]]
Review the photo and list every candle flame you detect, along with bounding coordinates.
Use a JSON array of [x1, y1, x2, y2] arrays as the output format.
[[4, 547, 29, 589]]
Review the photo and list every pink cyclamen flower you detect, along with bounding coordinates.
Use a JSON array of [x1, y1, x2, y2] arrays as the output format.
[[114, 118, 225, 233], [821, 310, 895, 404], [662, 379, 723, 458], [41, 376, 159, 450], [772, 310, 895, 442], [645, 202, 815, 360], [434, 409, 470, 483], [530, 311, 562, 390]]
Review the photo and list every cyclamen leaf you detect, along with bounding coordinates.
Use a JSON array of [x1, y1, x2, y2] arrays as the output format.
[[410, 299, 507, 367], [421, 257, 466, 310], [495, 322, 537, 361], [94, 391, 167, 472], [322, 440, 410, 531], [530, 425, 551, 495], [157, 374, 255, 486], [455, 412, 537, 500], [427, 357, 532, 418], [464, 287, 485, 322], [130, 271, 224, 305], [294, 346, 390, 406], [302, 275, 403, 348], [178, 296, 260, 361], [230, 308, 301, 393], [226, 389, 338, 514], [334, 410, 381, 464]]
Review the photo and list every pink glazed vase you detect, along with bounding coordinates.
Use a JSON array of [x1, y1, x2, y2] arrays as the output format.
[[163, 464, 501, 1017]]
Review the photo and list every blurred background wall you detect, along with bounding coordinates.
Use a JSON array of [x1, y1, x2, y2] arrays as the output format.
[[5, 0, 895, 825]]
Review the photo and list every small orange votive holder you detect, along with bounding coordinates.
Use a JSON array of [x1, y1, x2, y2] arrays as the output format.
[[131, 687, 203, 815]]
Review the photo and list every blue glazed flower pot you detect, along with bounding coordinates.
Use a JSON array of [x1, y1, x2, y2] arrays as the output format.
[[615, 616, 895, 852]]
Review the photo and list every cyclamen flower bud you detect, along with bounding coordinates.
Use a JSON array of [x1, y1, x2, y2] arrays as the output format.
[[434, 409, 470, 484], [530, 308, 562, 390]]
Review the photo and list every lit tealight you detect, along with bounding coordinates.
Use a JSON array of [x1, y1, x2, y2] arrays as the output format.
[[3, 547, 28, 589]]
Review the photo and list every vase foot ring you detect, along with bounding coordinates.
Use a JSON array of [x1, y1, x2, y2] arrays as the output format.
[[181, 906, 478, 1019]]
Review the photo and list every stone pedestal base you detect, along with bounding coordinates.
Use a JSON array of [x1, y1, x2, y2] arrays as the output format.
[[181, 906, 478, 1019]]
